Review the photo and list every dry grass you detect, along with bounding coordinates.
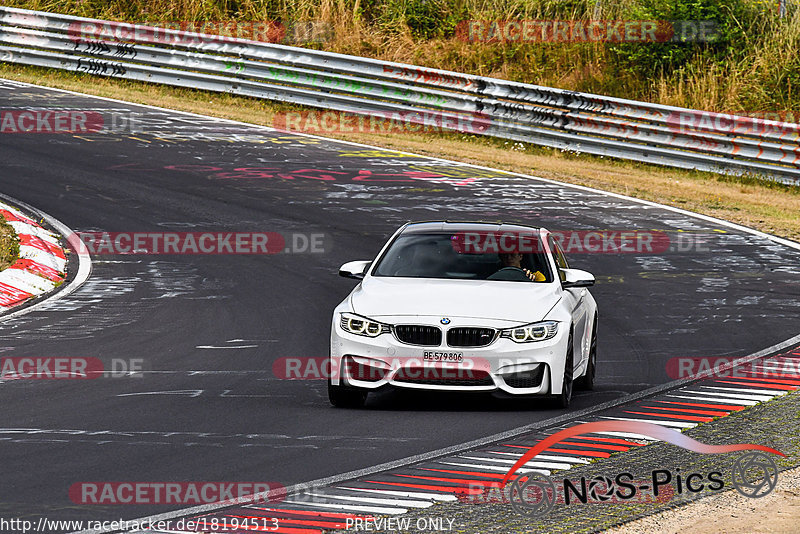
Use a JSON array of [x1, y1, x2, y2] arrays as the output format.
[[0, 214, 20, 271], [6, 0, 800, 111], [3, 61, 800, 242]]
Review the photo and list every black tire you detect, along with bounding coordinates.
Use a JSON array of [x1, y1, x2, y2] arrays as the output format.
[[551, 329, 574, 409], [328, 379, 367, 408], [575, 315, 598, 391]]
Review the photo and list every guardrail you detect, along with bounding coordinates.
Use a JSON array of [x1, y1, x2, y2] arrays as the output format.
[[2, 6, 799, 184]]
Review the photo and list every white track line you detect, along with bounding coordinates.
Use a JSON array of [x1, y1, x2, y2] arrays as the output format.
[[458, 455, 574, 470], [438, 461, 550, 475], [699, 385, 788, 396], [664, 394, 759, 406], [599, 416, 697, 429], [301, 491, 433, 509], [486, 451, 592, 464], [338, 487, 457, 502], [279, 499, 407, 515], [684, 389, 775, 402]]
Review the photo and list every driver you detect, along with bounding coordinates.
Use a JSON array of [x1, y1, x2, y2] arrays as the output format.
[[499, 252, 546, 282]]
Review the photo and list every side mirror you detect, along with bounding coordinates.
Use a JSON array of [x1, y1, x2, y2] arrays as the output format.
[[561, 268, 595, 288], [339, 260, 371, 280]]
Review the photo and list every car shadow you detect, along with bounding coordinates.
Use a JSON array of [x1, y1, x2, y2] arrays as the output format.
[[358, 385, 631, 412]]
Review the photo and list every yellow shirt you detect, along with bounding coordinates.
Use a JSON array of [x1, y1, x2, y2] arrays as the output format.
[[524, 269, 547, 282]]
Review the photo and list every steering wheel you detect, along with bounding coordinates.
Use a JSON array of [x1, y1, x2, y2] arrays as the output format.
[[486, 266, 531, 282]]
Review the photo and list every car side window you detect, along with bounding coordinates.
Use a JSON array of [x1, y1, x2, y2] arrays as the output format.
[[549, 237, 570, 281]]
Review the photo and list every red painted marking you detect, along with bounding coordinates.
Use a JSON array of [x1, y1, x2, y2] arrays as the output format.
[[722, 375, 800, 386], [734, 370, 800, 381], [8, 258, 64, 282], [363, 480, 479, 494], [655, 400, 745, 411], [624, 410, 713, 423], [206, 516, 323, 533], [259, 526, 321, 534], [0, 209, 37, 225], [19, 234, 66, 259], [503, 443, 610, 457], [766, 356, 800, 365], [568, 436, 646, 447], [712, 380, 796, 391], [556, 440, 631, 452], [244, 508, 371, 520], [639, 405, 729, 417], [0, 282, 33, 306], [227, 514, 345, 529], [394, 474, 503, 486], [760, 360, 800, 370], [544, 447, 610, 458], [420, 468, 511, 480]]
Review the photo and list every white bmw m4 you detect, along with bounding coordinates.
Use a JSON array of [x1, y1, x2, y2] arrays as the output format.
[[329, 222, 598, 408]]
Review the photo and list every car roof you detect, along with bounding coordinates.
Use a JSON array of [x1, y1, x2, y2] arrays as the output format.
[[401, 221, 544, 234]]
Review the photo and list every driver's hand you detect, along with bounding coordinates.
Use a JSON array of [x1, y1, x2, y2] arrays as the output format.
[[524, 269, 546, 282]]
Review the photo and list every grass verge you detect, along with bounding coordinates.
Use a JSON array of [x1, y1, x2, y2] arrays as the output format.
[[0, 213, 20, 271], [3, 61, 800, 242]]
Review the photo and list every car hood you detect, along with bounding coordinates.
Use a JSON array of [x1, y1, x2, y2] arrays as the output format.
[[350, 277, 561, 324]]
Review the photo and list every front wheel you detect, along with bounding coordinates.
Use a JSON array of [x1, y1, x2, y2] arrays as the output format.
[[328, 379, 367, 408], [575, 315, 598, 391], [551, 329, 574, 409]]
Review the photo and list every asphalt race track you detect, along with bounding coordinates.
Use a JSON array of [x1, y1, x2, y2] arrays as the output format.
[[1, 79, 799, 530]]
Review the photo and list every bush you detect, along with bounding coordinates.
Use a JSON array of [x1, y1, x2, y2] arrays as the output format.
[[608, 0, 760, 79]]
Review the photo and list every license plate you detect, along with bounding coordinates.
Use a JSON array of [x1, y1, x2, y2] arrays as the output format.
[[423, 351, 463, 362]]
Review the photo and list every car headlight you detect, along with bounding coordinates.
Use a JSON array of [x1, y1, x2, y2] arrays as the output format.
[[339, 313, 390, 337], [500, 321, 559, 343]]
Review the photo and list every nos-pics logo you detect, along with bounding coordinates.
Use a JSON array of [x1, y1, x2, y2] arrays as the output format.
[[504, 421, 782, 517]]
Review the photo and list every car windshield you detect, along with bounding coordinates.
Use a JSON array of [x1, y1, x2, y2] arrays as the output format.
[[371, 232, 553, 282]]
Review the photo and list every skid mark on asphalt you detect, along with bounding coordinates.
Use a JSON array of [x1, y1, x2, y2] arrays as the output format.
[[196, 338, 278, 349], [196, 345, 259, 349], [0, 261, 213, 339], [0, 428, 424, 449], [116, 389, 289, 398]]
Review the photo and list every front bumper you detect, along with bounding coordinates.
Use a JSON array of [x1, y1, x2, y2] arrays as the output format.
[[329, 314, 569, 395]]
